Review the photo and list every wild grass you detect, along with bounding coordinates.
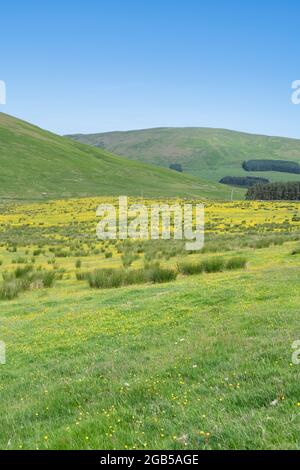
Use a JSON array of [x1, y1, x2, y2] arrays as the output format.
[[87, 265, 177, 289], [225, 256, 247, 270], [178, 256, 247, 275], [0, 268, 57, 300]]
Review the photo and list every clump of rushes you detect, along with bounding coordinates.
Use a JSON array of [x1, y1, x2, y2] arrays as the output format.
[[225, 256, 247, 270], [14, 264, 34, 278], [88, 269, 124, 289], [75, 259, 82, 269], [177, 261, 204, 275], [121, 252, 138, 268], [201, 257, 225, 273], [146, 266, 177, 283], [41, 271, 56, 288], [86, 265, 177, 289], [76, 271, 89, 281], [178, 256, 247, 275], [123, 269, 148, 285], [0, 268, 58, 301], [0, 279, 21, 300]]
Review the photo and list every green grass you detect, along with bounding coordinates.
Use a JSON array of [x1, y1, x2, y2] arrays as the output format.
[[1, 242, 300, 449], [67, 127, 300, 185], [0, 113, 240, 200]]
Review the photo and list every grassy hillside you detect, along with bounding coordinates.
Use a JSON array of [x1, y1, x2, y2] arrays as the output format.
[[67, 127, 300, 184], [0, 114, 239, 201]]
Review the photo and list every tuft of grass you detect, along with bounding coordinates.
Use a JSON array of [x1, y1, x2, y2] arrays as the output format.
[[146, 266, 177, 284], [14, 264, 34, 278], [178, 261, 204, 275], [41, 271, 56, 288], [0, 269, 57, 301], [88, 269, 124, 289], [0, 279, 21, 300], [225, 256, 247, 270], [86, 265, 177, 289], [201, 257, 225, 273], [179, 256, 246, 275], [123, 269, 148, 285]]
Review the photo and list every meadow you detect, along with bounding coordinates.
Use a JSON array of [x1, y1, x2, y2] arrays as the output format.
[[1, 197, 300, 449]]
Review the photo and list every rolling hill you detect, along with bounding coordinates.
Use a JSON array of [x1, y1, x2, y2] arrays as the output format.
[[67, 127, 300, 184], [0, 114, 240, 200]]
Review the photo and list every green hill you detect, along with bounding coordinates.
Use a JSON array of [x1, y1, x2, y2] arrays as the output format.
[[0, 114, 239, 200], [67, 127, 300, 184]]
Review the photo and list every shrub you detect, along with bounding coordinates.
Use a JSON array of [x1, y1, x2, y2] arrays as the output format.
[[105, 251, 113, 259]]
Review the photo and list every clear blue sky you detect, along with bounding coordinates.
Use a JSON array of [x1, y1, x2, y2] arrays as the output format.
[[1, 0, 300, 137]]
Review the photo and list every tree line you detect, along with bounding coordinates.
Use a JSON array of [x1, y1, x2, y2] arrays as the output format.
[[246, 182, 300, 200], [243, 159, 300, 174], [219, 176, 269, 187]]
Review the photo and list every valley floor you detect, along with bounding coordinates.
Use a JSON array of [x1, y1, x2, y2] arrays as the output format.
[[0, 199, 300, 449]]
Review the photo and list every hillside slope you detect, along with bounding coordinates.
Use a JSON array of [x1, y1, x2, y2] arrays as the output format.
[[67, 127, 300, 184], [0, 114, 239, 200]]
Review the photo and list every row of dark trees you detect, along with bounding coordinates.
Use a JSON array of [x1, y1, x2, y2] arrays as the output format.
[[219, 176, 269, 188], [169, 163, 183, 172], [246, 182, 300, 200], [243, 159, 300, 174]]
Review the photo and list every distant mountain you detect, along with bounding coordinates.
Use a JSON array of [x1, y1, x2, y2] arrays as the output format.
[[0, 114, 237, 200], [67, 127, 300, 184]]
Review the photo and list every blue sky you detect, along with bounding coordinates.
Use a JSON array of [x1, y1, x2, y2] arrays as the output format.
[[1, 0, 300, 137]]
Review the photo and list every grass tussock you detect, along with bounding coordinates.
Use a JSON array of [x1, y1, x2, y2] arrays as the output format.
[[178, 256, 247, 276], [86, 265, 177, 289], [0, 266, 57, 300], [225, 256, 247, 270]]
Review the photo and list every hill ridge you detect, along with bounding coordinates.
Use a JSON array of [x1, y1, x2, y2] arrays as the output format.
[[0, 113, 236, 200], [67, 127, 300, 184]]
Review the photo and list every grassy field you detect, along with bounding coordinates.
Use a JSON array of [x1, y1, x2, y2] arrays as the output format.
[[68, 127, 300, 184], [1, 197, 300, 449], [0, 113, 239, 201]]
